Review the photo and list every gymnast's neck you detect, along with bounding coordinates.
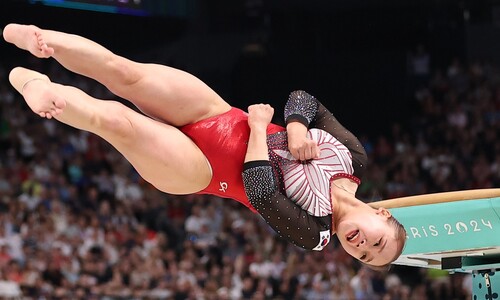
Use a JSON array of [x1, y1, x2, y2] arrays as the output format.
[[330, 177, 364, 232]]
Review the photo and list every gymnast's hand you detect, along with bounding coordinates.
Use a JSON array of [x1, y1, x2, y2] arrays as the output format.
[[247, 104, 274, 131], [286, 122, 320, 161]]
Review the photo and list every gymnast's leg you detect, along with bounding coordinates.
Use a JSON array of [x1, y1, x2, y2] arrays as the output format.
[[3, 23, 231, 127], [9, 66, 212, 194]]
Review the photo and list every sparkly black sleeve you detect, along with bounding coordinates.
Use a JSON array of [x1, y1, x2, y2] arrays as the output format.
[[284, 90, 368, 178], [243, 160, 332, 251], [284, 90, 319, 127]]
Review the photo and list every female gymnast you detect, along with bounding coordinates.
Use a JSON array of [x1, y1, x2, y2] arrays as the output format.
[[4, 23, 406, 268]]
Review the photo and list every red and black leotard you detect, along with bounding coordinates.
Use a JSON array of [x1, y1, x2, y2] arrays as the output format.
[[180, 107, 283, 212], [181, 90, 367, 251]]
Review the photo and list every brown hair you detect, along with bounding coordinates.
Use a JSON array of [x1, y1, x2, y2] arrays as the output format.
[[365, 215, 407, 272]]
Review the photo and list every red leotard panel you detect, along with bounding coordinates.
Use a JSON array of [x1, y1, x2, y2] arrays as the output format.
[[180, 107, 284, 212]]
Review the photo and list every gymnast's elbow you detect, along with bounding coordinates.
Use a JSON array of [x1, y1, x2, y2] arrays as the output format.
[[244, 185, 278, 212], [242, 163, 277, 210]]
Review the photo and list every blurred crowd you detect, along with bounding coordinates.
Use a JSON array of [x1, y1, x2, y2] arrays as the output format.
[[0, 52, 498, 300]]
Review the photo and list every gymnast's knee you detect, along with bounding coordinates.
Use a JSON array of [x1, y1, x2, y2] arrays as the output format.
[[104, 55, 143, 88], [91, 100, 134, 140]]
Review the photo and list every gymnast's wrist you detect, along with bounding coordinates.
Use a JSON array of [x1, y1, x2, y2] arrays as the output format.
[[249, 123, 268, 133], [287, 122, 308, 141], [286, 121, 308, 134]]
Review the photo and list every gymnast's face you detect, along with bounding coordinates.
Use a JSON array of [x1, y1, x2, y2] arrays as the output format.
[[336, 207, 400, 266]]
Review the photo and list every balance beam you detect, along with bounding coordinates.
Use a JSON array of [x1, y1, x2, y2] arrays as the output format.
[[368, 188, 500, 209], [369, 189, 500, 299]]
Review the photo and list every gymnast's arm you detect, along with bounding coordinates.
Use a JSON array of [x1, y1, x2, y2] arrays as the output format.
[[243, 104, 332, 251], [285, 90, 368, 178]]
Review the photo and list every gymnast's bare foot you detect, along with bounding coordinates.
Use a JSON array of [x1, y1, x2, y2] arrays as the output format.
[[22, 79, 66, 119], [3, 24, 54, 58]]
